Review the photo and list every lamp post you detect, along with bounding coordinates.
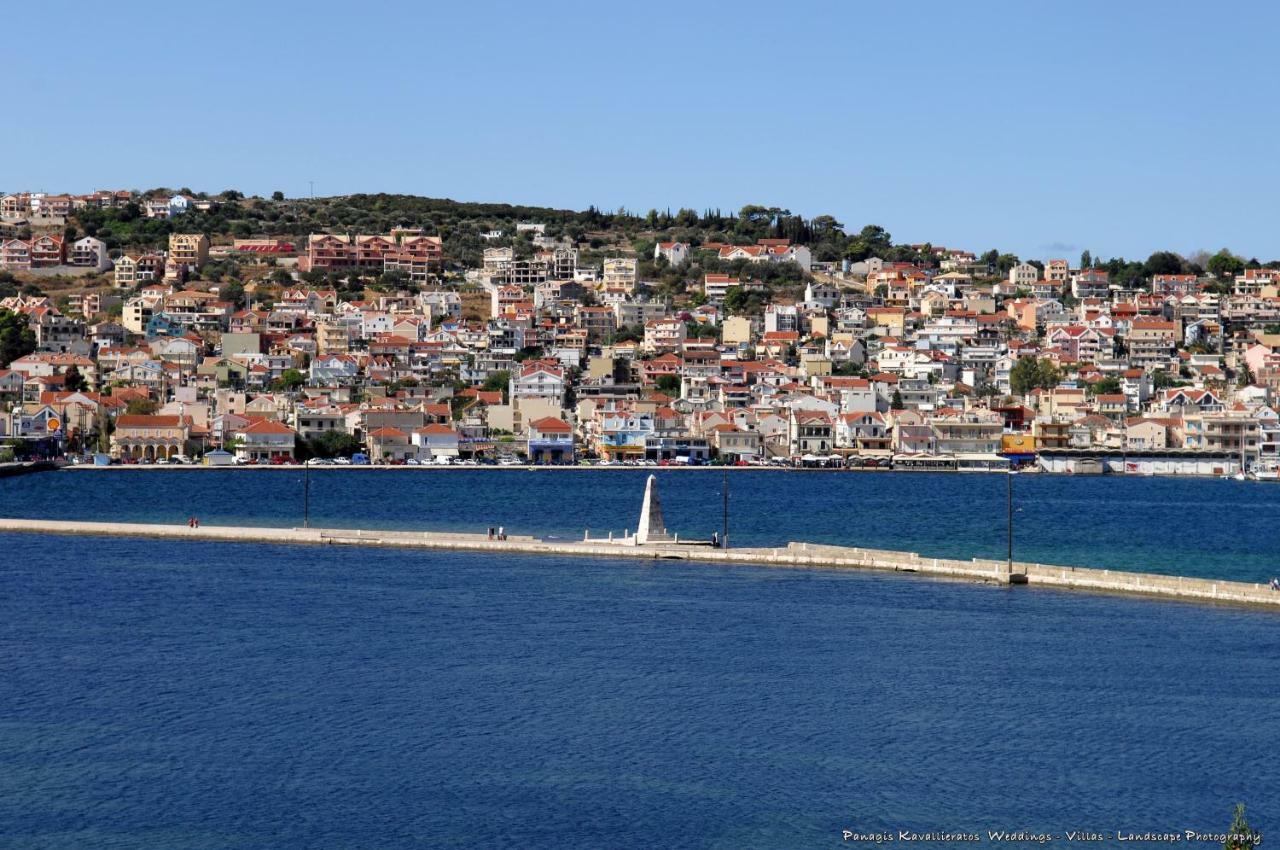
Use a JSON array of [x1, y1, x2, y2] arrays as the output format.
[[303, 461, 311, 529], [1006, 468, 1015, 574], [722, 466, 730, 550]]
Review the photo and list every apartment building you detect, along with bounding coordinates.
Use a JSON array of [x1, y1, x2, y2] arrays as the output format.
[[70, 237, 112, 272], [1127, 320, 1180, 370], [114, 254, 165, 288], [165, 233, 209, 279], [704, 274, 737, 300], [1009, 263, 1039, 289], [602, 258, 638, 293]]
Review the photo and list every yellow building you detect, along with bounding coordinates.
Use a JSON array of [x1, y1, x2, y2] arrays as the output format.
[[722, 316, 754, 347], [166, 233, 209, 279]]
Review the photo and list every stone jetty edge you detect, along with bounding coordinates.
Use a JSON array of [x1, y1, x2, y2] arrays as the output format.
[[0, 518, 1276, 612]]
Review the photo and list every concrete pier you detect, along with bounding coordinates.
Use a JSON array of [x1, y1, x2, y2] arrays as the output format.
[[0, 517, 1277, 611]]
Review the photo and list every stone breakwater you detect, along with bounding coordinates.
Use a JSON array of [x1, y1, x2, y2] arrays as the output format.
[[1, 518, 1277, 611]]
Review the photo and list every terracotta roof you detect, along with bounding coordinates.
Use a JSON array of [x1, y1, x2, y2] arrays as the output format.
[[241, 418, 295, 435], [116, 414, 181, 428], [528, 416, 572, 433]]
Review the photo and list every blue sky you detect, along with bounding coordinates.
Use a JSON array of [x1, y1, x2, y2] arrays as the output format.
[[5, 1, 1277, 261]]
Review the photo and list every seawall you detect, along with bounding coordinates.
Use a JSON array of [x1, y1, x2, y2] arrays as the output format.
[[1, 517, 1277, 611], [0, 461, 59, 479]]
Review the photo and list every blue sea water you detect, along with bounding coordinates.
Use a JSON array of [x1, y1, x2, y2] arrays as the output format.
[[0, 534, 1277, 849], [3, 468, 1280, 581]]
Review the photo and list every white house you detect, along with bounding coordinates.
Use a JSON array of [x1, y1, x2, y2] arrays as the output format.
[[654, 241, 688, 266], [70, 237, 113, 272], [412, 423, 461, 460], [1009, 263, 1039, 289]]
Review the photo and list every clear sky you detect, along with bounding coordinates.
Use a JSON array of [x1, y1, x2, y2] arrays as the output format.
[[6, 1, 1278, 261]]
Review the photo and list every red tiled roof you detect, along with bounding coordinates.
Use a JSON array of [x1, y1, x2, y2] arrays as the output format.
[[528, 416, 572, 433], [116, 415, 181, 428]]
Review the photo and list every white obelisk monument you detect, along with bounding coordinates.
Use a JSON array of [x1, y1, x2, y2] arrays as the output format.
[[635, 474, 675, 545]]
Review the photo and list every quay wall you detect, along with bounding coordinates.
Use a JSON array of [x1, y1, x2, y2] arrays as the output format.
[[0, 518, 1276, 611], [0, 461, 58, 480]]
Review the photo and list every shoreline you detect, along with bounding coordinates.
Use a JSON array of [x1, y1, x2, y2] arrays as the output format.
[[3, 517, 1277, 612], [49, 465, 1271, 479]]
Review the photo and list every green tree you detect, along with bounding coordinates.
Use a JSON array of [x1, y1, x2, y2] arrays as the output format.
[[221, 281, 245, 309], [0, 309, 36, 367], [1207, 249, 1245, 280], [481, 370, 510, 394], [1010, 357, 1060, 395], [1080, 250, 1092, 269], [1087, 376, 1121, 396], [125, 398, 159, 416], [307, 430, 362, 459], [64, 365, 88, 392], [655, 374, 681, 393], [271, 191, 285, 202], [271, 369, 306, 392], [1143, 250, 1185, 277], [890, 389, 904, 410], [1224, 804, 1260, 850]]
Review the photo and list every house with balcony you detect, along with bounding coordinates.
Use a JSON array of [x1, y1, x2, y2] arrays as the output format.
[[788, 409, 834, 456], [411, 423, 461, 460], [0, 238, 32, 269], [70, 237, 112, 272], [232, 417, 296, 461], [601, 258, 638, 294], [526, 416, 574, 464], [165, 234, 209, 279], [704, 274, 737, 301], [930, 409, 1003, 455], [1071, 269, 1111, 300], [642, 319, 687, 354], [1181, 413, 1260, 464], [510, 360, 566, 405], [836, 411, 891, 455], [367, 426, 414, 462], [114, 254, 165, 289], [1126, 320, 1180, 370], [30, 235, 66, 267], [595, 409, 654, 460]]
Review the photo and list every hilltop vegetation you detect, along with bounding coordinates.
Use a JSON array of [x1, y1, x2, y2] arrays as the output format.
[[52, 192, 1280, 293], [67, 193, 927, 267]]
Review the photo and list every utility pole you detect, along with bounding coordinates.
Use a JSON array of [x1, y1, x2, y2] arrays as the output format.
[[722, 466, 729, 550], [308, 180, 315, 199], [303, 461, 311, 529], [1006, 469, 1014, 573]]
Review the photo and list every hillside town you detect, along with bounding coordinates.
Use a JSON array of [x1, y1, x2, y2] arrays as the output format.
[[2, 188, 1279, 477]]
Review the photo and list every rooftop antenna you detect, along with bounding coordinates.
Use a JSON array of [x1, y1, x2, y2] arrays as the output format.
[[308, 181, 315, 199]]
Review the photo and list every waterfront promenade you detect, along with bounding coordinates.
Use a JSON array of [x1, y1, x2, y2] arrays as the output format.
[[4, 516, 1278, 611]]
